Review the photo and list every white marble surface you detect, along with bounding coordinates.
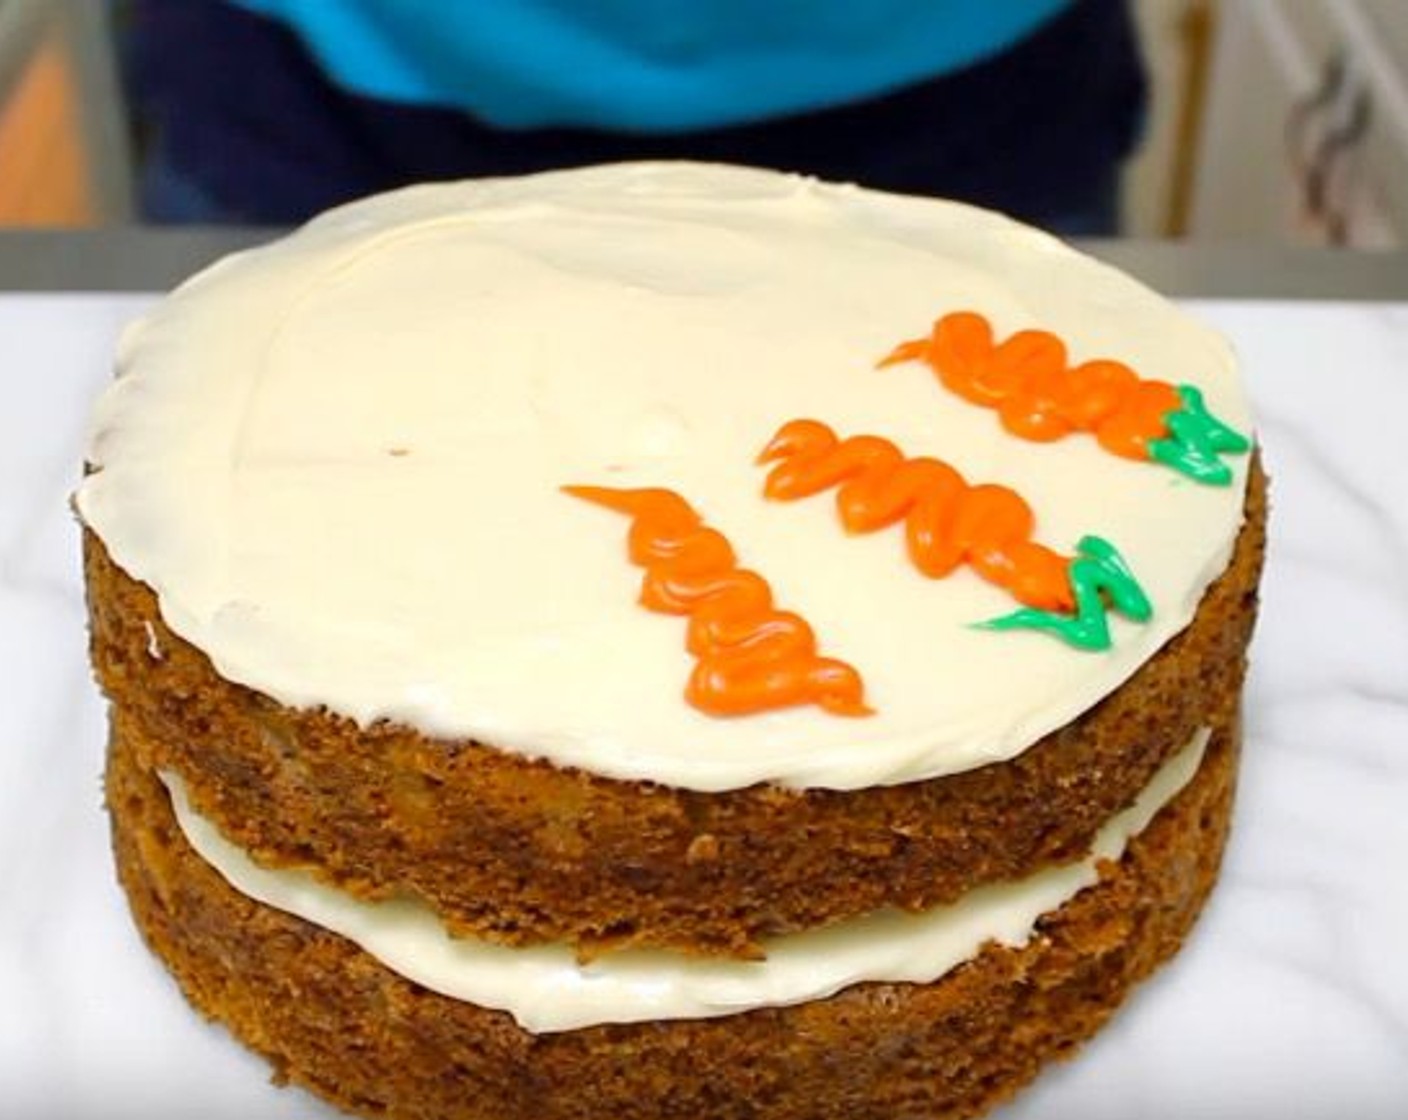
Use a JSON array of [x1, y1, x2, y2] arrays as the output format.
[[1, 294, 1406, 1118]]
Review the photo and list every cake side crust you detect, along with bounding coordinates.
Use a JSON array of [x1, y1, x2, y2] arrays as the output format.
[[107, 708, 1240, 1120]]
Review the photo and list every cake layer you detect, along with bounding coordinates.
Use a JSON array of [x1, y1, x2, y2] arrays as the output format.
[[84, 460, 1262, 956], [159, 727, 1208, 1032], [75, 162, 1252, 793], [107, 709, 1239, 1120]]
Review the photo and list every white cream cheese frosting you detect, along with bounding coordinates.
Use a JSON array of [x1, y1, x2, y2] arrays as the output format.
[[77, 162, 1251, 790], [161, 727, 1209, 1033]]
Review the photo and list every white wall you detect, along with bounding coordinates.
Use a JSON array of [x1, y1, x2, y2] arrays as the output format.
[[1124, 0, 1206, 237]]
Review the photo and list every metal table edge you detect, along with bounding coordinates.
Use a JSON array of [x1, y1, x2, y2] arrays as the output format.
[[1, 228, 1406, 300]]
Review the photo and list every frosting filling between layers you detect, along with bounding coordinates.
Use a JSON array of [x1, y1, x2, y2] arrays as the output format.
[[76, 163, 1251, 791], [159, 727, 1209, 1034]]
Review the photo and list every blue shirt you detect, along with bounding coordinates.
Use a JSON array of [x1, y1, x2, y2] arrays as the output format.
[[229, 0, 1072, 132]]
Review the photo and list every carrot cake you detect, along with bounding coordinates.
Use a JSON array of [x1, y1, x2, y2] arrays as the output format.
[[79, 162, 1264, 1119]]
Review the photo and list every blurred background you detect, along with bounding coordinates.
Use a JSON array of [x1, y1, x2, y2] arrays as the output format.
[[0, 0, 1403, 246]]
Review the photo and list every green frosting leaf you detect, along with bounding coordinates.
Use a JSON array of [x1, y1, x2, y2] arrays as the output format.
[[1147, 384, 1251, 486], [977, 535, 1151, 651]]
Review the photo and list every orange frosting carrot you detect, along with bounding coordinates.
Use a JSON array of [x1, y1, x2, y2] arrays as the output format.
[[757, 419, 1074, 612], [880, 311, 1183, 458], [564, 485, 871, 718]]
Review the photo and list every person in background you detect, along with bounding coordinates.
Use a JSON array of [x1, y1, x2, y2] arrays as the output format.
[[121, 0, 1147, 234]]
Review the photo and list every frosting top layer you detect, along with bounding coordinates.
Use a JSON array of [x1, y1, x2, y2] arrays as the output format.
[[76, 162, 1250, 791]]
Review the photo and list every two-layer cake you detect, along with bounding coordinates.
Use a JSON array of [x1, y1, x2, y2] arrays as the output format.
[[79, 163, 1264, 1120]]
